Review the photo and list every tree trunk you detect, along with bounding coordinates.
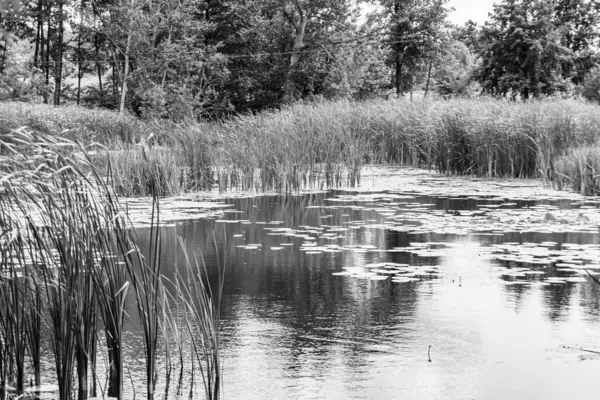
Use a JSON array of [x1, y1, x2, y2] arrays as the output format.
[[53, 0, 64, 106], [94, 33, 103, 94], [111, 49, 120, 104], [393, 0, 405, 97], [395, 58, 403, 96], [282, 14, 308, 103], [424, 58, 433, 97], [33, 0, 43, 69], [39, 7, 45, 100], [44, 4, 51, 104], [0, 39, 7, 75], [119, 0, 135, 114], [77, 1, 83, 105], [39, 15, 45, 70]]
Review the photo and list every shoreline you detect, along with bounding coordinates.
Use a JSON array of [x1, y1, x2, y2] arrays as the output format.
[[124, 166, 598, 228]]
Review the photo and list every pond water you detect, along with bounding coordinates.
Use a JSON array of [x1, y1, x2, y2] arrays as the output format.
[[131, 190, 600, 400]]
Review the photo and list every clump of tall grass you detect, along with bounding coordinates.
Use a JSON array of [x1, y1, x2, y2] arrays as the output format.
[[106, 136, 216, 197], [218, 101, 370, 192], [0, 102, 145, 146], [353, 97, 600, 179], [172, 237, 223, 400], [0, 127, 222, 399], [8, 97, 600, 197], [555, 146, 600, 195], [108, 148, 183, 197], [202, 98, 600, 190]]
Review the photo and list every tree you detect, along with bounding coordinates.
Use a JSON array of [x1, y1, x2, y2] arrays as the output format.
[[0, 38, 49, 100], [554, 0, 600, 85], [213, 0, 290, 111], [374, 0, 451, 96], [0, 0, 22, 43], [274, 0, 356, 103], [1, 0, 462, 114], [349, 28, 393, 100], [53, 0, 64, 106], [432, 37, 477, 97], [119, 0, 135, 114], [475, 0, 599, 99]]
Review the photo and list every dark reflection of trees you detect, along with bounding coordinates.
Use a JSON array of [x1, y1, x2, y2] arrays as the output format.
[[501, 283, 530, 314], [541, 284, 576, 322], [578, 282, 600, 319], [385, 230, 411, 250], [132, 194, 426, 377], [491, 231, 600, 245]]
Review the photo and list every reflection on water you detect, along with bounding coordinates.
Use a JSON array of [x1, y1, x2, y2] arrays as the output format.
[[131, 192, 600, 399]]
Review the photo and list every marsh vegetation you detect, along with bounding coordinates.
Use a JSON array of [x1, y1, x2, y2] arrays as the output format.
[[4, 98, 600, 198], [0, 129, 221, 400]]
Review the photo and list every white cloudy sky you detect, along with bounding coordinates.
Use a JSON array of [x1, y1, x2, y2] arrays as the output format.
[[359, 0, 497, 26], [449, 0, 496, 25]]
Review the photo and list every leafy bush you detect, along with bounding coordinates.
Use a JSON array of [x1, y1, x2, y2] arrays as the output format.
[[0, 102, 146, 146], [0, 39, 50, 101], [583, 67, 600, 104]]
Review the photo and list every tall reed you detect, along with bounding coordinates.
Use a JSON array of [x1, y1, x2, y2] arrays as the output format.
[[1, 127, 225, 400], [172, 236, 223, 400], [555, 146, 600, 195], [0, 102, 145, 146], [0, 128, 150, 399], [105, 98, 600, 196], [8, 98, 600, 197]]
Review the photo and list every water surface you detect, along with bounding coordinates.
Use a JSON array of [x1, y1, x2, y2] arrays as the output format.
[[143, 191, 600, 399]]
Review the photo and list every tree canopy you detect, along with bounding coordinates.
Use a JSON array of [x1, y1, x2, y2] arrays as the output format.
[[0, 0, 598, 116], [475, 0, 600, 99]]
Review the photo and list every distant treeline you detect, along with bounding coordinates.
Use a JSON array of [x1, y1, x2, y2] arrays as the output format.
[[0, 0, 599, 119]]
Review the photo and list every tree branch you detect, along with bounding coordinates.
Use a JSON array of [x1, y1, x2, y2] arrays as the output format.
[[291, 0, 304, 20], [281, 4, 299, 31]]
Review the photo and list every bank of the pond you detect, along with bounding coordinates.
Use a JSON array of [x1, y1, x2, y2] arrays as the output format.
[[100, 98, 600, 197], [4, 98, 600, 197], [125, 165, 600, 232]]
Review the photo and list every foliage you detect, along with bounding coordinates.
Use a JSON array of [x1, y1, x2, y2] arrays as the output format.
[[583, 67, 600, 103], [432, 38, 478, 97], [349, 31, 393, 100], [0, 0, 598, 116], [0, 101, 145, 145], [475, 0, 600, 99], [376, 0, 452, 95], [0, 39, 49, 101]]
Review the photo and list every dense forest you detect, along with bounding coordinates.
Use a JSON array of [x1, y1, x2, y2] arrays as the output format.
[[0, 0, 598, 120]]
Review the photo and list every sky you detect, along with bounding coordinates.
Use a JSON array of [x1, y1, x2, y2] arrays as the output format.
[[448, 0, 497, 26], [359, 0, 497, 27]]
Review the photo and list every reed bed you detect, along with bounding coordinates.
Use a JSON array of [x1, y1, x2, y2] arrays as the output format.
[[138, 98, 600, 196], [555, 146, 600, 195], [6, 98, 600, 196], [0, 128, 222, 399], [107, 148, 183, 197], [0, 102, 145, 146]]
